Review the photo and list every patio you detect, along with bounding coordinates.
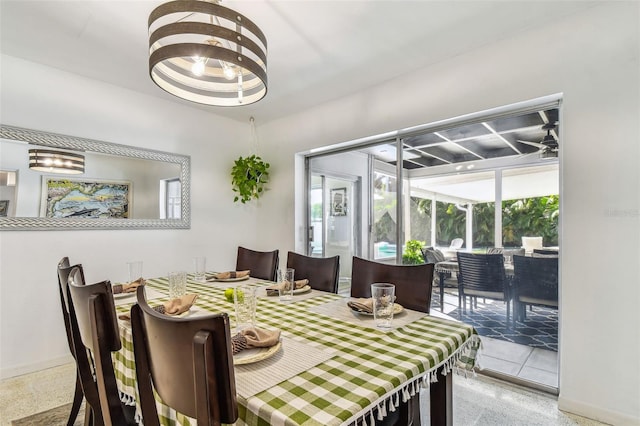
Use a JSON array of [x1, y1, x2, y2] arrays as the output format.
[[432, 292, 559, 391]]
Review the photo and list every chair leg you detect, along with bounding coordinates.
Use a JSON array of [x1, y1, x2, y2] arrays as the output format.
[[66, 373, 84, 426]]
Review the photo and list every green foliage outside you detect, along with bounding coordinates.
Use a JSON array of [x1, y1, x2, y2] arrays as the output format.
[[413, 195, 558, 248], [402, 239, 425, 264]]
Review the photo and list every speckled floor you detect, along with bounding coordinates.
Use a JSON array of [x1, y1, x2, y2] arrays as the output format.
[[1, 362, 608, 426]]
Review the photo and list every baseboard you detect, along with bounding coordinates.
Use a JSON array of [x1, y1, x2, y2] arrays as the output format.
[[0, 355, 74, 380], [558, 395, 640, 426]]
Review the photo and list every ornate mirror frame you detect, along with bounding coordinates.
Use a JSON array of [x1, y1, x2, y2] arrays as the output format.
[[0, 125, 191, 231]]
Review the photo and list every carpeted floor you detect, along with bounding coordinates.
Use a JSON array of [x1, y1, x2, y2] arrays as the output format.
[[11, 403, 84, 426], [432, 294, 558, 352]]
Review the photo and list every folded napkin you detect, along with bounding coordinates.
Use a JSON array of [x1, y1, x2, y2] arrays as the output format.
[[231, 326, 281, 354], [347, 297, 373, 313], [207, 270, 250, 280], [265, 279, 309, 296], [155, 294, 198, 315], [112, 278, 145, 294]]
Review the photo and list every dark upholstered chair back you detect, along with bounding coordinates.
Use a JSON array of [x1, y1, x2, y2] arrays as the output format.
[[236, 246, 279, 281], [131, 286, 238, 426], [56, 258, 87, 426], [350, 256, 434, 313], [286, 251, 340, 293], [68, 271, 135, 425], [533, 248, 559, 256]]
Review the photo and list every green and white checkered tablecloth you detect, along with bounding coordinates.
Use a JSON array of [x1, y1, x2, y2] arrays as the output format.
[[114, 276, 479, 426]]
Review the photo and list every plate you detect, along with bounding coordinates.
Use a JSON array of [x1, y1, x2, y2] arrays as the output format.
[[265, 285, 312, 296], [349, 303, 404, 316], [293, 285, 312, 295], [207, 275, 250, 283], [233, 341, 282, 365]]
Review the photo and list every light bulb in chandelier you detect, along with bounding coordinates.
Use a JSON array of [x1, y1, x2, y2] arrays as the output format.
[[191, 57, 206, 76]]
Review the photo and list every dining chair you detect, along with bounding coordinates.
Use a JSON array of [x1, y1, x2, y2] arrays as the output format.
[[350, 256, 434, 314], [235, 246, 279, 281], [521, 236, 543, 254], [56, 258, 85, 426], [533, 248, 559, 256], [286, 251, 340, 293], [456, 252, 511, 325], [422, 247, 458, 311], [57, 259, 105, 426], [130, 286, 238, 426], [67, 268, 137, 426], [350, 256, 431, 425], [449, 238, 464, 250], [512, 255, 559, 327]]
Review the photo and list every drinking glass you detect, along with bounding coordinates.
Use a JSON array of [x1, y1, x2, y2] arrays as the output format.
[[193, 256, 206, 282], [234, 284, 257, 332], [371, 283, 395, 329], [168, 271, 187, 299], [277, 268, 294, 302], [127, 261, 143, 282]]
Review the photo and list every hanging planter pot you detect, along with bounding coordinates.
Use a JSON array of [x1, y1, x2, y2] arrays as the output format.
[[231, 154, 270, 203]]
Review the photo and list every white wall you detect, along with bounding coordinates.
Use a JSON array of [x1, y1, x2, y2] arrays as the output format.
[[257, 3, 640, 425], [0, 55, 266, 376], [1, 2, 638, 424]]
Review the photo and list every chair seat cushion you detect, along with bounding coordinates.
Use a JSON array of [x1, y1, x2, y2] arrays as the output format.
[[463, 290, 505, 300], [518, 296, 558, 307]]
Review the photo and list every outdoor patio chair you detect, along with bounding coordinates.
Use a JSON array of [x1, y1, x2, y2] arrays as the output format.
[[521, 236, 543, 254], [512, 255, 559, 327], [456, 252, 511, 326], [533, 248, 559, 256]]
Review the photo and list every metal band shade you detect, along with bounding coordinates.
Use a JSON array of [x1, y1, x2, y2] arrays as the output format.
[[29, 149, 85, 174], [149, 1, 268, 106]]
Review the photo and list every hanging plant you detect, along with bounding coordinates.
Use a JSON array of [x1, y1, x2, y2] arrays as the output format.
[[231, 154, 270, 203]]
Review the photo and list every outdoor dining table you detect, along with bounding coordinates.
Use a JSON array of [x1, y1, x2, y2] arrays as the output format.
[[112, 274, 480, 426]]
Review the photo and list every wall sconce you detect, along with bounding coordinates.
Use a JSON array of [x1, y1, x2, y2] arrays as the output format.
[[29, 149, 85, 174]]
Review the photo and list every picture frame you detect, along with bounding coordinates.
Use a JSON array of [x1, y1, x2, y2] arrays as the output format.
[[40, 177, 132, 219], [0, 200, 8, 217], [330, 187, 347, 216]]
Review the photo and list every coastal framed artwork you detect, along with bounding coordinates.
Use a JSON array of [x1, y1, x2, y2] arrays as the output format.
[[330, 187, 347, 216], [40, 177, 132, 219]]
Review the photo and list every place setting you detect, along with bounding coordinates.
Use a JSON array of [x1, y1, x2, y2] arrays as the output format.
[[261, 268, 312, 301], [205, 270, 251, 283]]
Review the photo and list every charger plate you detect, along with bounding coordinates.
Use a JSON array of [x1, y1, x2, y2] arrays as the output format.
[[234, 341, 282, 365]]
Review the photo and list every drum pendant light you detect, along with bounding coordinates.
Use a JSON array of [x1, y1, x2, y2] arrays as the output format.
[[148, 0, 268, 106]]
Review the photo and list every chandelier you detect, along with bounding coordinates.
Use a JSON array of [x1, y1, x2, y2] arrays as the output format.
[[29, 149, 85, 174], [148, 0, 268, 106]]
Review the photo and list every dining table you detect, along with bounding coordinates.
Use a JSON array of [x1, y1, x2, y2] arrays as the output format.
[[112, 274, 480, 426]]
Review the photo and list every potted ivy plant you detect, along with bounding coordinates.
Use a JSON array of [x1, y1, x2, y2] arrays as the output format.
[[231, 154, 270, 203]]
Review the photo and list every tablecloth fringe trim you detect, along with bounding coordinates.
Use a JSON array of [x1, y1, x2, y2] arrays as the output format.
[[348, 333, 481, 426]]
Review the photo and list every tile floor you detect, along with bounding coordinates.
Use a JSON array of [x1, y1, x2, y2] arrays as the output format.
[[0, 361, 607, 426], [431, 292, 559, 393]]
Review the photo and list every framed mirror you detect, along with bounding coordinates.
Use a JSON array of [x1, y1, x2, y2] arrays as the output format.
[[0, 125, 190, 230]]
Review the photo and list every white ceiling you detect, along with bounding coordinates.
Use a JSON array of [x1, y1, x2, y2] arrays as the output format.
[[0, 1, 600, 124]]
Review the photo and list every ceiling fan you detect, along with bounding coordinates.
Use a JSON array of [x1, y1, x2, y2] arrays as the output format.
[[517, 122, 559, 155]]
